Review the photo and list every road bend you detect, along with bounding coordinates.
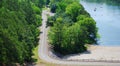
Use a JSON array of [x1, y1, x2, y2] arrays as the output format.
[[38, 9, 120, 66]]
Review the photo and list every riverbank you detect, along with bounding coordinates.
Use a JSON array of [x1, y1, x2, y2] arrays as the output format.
[[63, 45, 120, 62], [37, 8, 120, 66], [80, 0, 120, 46]]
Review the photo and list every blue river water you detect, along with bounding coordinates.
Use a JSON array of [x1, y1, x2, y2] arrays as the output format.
[[80, 0, 120, 46]]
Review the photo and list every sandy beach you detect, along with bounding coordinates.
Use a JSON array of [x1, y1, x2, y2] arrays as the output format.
[[63, 45, 120, 61]]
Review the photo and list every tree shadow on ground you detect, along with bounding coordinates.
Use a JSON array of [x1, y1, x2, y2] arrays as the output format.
[[61, 50, 91, 59]]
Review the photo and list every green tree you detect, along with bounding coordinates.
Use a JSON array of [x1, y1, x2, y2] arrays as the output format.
[[65, 2, 84, 22], [49, 17, 64, 52], [78, 17, 97, 43], [0, 0, 42, 65], [48, 0, 98, 55]]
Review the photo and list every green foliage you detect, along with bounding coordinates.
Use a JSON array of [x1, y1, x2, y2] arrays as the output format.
[[49, 18, 87, 55], [48, 0, 98, 55], [0, 0, 43, 65], [31, 0, 46, 8], [47, 16, 54, 26], [50, 4, 57, 13], [78, 16, 97, 43], [36, 15, 42, 27], [65, 2, 83, 22], [46, 0, 50, 5], [32, 5, 41, 14], [3, 0, 20, 11]]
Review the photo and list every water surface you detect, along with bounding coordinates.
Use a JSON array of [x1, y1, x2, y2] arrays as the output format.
[[80, 0, 120, 46]]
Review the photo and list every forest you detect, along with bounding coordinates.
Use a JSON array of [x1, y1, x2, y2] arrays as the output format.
[[0, 0, 47, 65], [48, 0, 98, 55], [0, 0, 98, 65]]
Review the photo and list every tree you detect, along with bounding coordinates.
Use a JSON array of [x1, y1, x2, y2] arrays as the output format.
[[48, 0, 98, 55], [49, 17, 64, 52], [46, 0, 50, 5], [65, 2, 84, 22], [61, 23, 87, 54], [78, 17, 97, 44], [0, 0, 42, 65], [38, 0, 45, 8]]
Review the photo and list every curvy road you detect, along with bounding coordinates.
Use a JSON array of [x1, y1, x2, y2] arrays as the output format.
[[38, 9, 120, 66]]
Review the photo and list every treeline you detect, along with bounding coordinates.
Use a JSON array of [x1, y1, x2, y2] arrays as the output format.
[[83, 0, 120, 6], [48, 0, 98, 55], [0, 0, 45, 65]]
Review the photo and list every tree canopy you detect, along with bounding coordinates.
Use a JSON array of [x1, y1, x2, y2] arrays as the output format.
[[0, 0, 45, 65], [48, 0, 98, 55]]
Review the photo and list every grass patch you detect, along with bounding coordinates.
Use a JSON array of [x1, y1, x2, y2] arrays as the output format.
[[42, 7, 48, 10], [33, 46, 42, 63], [32, 45, 56, 66]]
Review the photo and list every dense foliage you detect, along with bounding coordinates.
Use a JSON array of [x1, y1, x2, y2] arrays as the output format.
[[0, 0, 45, 65], [48, 0, 98, 55]]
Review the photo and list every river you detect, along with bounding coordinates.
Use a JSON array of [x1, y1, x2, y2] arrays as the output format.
[[80, 0, 120, 46]]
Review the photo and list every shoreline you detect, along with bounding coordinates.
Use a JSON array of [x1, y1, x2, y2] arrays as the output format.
[[63, 45, 120, 62], [38, 9, 120, 65]]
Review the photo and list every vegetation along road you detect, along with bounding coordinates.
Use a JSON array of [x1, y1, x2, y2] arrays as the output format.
[[1, 0, 120, 66], [38, 9, 120, 66]]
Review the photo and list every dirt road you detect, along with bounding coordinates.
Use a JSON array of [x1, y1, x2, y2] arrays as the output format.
[[38, 9, 120, 66]]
